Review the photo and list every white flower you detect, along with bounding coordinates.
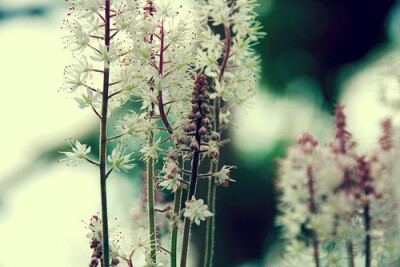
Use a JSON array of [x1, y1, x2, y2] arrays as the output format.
[[216, 165, 237, 187], [83, 215, 119, 242], [62, 66, 86, 92], [108, 142, 136, 172], [183, 197, 213, 226], [74, 88, 100, 109], [59, 140, 91, 165], [63, 20, 90, 52], [158, 160, 182, 191], [140, 137, 161, 160]]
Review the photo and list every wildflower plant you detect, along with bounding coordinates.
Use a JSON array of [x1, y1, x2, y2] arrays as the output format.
[[60, 0, 263, 266], [277, 103, 400, 267]]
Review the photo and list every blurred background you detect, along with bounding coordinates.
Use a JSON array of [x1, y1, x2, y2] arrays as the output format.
[[1, 0, 400, 266]]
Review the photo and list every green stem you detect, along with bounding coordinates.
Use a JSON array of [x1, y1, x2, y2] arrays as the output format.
[[347, 241, 355, 267], [180, 104, 203, 267], [364, 205, 371, 267], [204, 96, 220, 267], [147, 157, 157, 264], [171, 155, 183, 267], [204, 170, 217, 267], [99, 1, 111, 266]]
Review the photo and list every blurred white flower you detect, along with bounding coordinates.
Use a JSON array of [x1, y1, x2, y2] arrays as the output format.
[[184, 197, 213, 226]]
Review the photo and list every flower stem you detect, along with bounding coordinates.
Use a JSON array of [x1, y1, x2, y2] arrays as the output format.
[[147, 156, 157, 263], [204, 22, 231, 267], [180, 112, 202, 267], [204, 165, 217, 267], [347, 241, 355, 267], [170, 155, 183, 267], [307, 166, 320, 267], [364, 204, 371, 267], [99, 1, 111, 266], [204, 96, 220, 267]]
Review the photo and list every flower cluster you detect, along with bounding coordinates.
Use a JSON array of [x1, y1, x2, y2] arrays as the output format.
[[277, 103, 400, 266], [178, 74, 212, 151], [60, 0, 263, 266]]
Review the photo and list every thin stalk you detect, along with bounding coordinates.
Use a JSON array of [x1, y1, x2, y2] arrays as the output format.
[[204, 22, 231, 267], [204, 97, 220, 267], [180, 110, 202, 267], [171, 155, 184, 267], [307, 166, 320, 267], [347, 241, 355, 267], [147, 157, 157, 263], [364, 205, 371, 267], [99, 1, 111, 266]]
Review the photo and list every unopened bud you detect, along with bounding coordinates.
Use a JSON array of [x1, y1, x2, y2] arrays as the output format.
[[199, 126, 207, 135], [189, 123, 197, 131], [208, 147, 219, 159], [111, 258, 120, 266], [190, 142, 199, 151], [211, 132, 220, 141]]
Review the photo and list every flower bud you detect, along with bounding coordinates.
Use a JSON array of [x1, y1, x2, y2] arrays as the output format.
[[211, 132, 220, 141], [190, 142, 199, 151], [178, 135, 186, 144], [202, 118, 210, 125], [208, 147, 219, 159], [111, 258, 120, 266], [189, 123, 196, 132], [199, 126, 207, 135]]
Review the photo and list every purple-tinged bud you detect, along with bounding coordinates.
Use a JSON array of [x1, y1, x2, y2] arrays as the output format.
[[184, 136, 192, 146], [195, 112, 202, 119], [183, 125, 190, 132], [199, 127, 207, 135], [205, 108, 211, 114], [111, 258, 120, 266], [190, 142, 199, 151], [208, 147, 219, 159], [90, 258, 99, 267], [211, 132, 220, 141], [189, 123, 196, 132], [191, 99, 197, 104], [178, 135, 186, 144], [188, 112, 195, 120], [201, 104, 207, 110], [206, 124, 213, 131], [192, 104, 199, 111], [202, 118, 210, 125]]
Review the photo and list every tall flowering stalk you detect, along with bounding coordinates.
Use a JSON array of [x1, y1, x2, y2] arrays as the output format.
[[61, 0, 263, 266], [193, 1, 264, 266], [276, 103, 400, 266], [61, 1, 137, 266]]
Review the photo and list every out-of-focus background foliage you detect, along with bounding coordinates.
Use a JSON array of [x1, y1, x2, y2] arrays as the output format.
[[1, 0, 400, 266]]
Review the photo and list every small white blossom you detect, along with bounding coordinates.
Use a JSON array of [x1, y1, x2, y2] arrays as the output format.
[[108, 142, 136, 172], [216, 165, 237, 187], [158, 160, 182, 191], [183, 197, 213, 226], [59, 140, 91, 165]]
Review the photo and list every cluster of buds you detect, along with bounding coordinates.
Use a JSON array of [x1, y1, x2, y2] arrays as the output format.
[[178, 75, 213, 151], [86, 216, 120, 267]]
